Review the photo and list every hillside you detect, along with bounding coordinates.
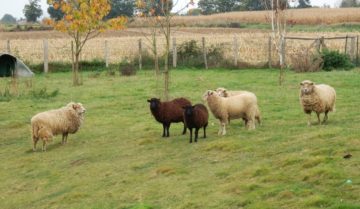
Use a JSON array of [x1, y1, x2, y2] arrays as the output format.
[[0, 69, 359, 208]]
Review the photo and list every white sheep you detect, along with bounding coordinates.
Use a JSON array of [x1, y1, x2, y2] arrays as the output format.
[[31, 102, 86, 151], [215, 87, 251, 97], [215, 87, 261, 125], [203, 90, 258, 135], [299, 80, 336, 126]]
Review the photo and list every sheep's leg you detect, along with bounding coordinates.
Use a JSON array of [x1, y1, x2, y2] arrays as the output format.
[[62, 133, 68, 144], [243, 118, 248, 127], [166, 123, 171, 137], [203, 123, 207, 138], [323, 111, 329, 123], [42, 140, 47, 152], [221, 122, 227, 136], [307, 113, 312, 126], [256, 116, 261, 125], [195, 128, 199, 143], [32, 137, 39, 152], [189, 128, 193, 143], [162, 124, 166, 137], [316, 112, 321, 125], [182, 123, 187, 135], [218, 121, 222, 135], [247, 119, 256, 130]]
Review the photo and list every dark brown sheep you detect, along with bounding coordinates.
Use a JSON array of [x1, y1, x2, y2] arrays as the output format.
[[183, 104, 209, 143], [147, 97, 191, 137]]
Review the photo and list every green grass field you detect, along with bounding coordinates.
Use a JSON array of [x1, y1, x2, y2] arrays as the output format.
[[0, 68, 359, 209]]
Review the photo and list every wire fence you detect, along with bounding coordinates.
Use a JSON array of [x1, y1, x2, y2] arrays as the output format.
[[0, 33, 359, 71]]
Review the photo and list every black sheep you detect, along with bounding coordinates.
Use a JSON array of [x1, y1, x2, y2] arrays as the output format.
[[147, 97, 191, 137], [183, 104, 209, 143]]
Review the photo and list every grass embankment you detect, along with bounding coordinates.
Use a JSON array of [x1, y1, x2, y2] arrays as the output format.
[[0, 68, 359, 209]]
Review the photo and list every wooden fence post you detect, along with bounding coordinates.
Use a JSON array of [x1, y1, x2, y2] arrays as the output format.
[[268, 36, 272, 68], [356, 35, 359, 65], [233, 36, 238, 67], [6, 40, 11, 54], [138, 39, 142, 70], [280, 36, 286, 67], [315, 37, 321, 52], [172, 37, 177, 68], [202, 37, 208, 70], [104, 40, 109, 68], [345, 35, 348, 54], [43, 39, 48, 73], [350, 37, 356, 62]]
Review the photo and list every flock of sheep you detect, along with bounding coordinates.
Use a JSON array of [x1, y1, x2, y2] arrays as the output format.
[[30, 79, 336, 151]]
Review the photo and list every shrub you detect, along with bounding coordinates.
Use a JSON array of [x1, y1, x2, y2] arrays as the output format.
[[321, 49, 354, 71], [290, 47, 323, 73], [229, 22, 242, 28], [120, 59, 136, 76], [177, 40, 202, 67], [176, 40, 227, 68], [207, 43, 227, 68]]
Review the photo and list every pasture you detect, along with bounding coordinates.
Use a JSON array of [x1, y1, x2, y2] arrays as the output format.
[[0, 68, 359, 209]]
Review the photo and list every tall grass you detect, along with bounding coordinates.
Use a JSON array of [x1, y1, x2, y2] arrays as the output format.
[[131, 8, 360, 27], [0, 68, 359, 209]]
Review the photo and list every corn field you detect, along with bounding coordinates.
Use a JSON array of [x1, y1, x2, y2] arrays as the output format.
[[0, 29, 359, 68]]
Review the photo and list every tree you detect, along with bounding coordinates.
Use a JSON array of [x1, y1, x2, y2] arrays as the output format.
[[243, 0, 268, 10], [23, 0, 43, 22], [137, 0, 194, 100], [1, 14, 17, 24], [340, 0, 360, 7], [271, 0, 288, 85], [198, 0, 242, 14], [106, 0, 135, 19], [47, 0, 64, 21], [188, 8, 202, 16], [45, 0, 127, 86], [297, 0, 311, 8], [141, 0, 174, 16]]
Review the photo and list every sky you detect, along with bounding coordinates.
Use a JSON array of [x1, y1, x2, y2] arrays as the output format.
[[0, 0, 341, 20]]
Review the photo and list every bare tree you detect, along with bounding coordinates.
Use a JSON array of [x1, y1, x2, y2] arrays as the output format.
[[265, 0, 288, 85], [137, 0, 194, 100]]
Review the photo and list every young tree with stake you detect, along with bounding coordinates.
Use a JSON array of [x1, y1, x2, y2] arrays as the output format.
[[44, 0, 127, 86]]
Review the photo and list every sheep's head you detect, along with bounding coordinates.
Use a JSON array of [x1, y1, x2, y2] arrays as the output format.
[[202, 90, 215, 101], [147, 98, 160, 110], [71, 103, 86, 115], [183, 105, 195, 117], [300, 80, 315, 95], [215, 87, 228, 97]]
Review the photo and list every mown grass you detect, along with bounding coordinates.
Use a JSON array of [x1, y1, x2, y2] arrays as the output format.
[[0, 68, 359, 209]]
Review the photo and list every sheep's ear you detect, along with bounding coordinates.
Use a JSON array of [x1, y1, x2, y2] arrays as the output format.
[[147, 99, 151, 103], [300, 82, 303, 85], [310, 82, 314, 85], [72, 104, 78, 110]]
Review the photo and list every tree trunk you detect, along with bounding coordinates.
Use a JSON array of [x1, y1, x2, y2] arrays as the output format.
[[72, 37, 81, 86], [163, 2, 171, 101], [153, 31, 160, 76], [73, 52, 80, 86]]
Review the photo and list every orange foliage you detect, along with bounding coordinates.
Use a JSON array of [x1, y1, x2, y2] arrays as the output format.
[[45, 0, 127, 35]]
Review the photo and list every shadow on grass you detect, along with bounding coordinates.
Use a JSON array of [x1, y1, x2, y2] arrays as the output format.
[[25, 142, 64, 153]]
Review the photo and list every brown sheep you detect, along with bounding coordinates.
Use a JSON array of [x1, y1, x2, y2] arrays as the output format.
[[147, 97, 191, 137], [183, 104, 209, 143]]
